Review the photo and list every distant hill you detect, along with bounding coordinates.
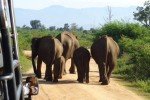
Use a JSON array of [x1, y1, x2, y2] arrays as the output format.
[[15, 5, 137, 29]]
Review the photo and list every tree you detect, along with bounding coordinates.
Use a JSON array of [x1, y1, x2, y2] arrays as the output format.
[[104, 6, 113, 23], [57, 27, 63, 31], [63, 23, 69, 31], [70, 23, 78, 31], [107, 6, 113, 22], [78, 27, 83, 31], [30, 20, 42, 29], [40, 24, 46, 30], [22, 25, 30, 29], [83, 30, 88, 34], [90, 28, 96, 33], [49, 26, 56, 31], [133, 0, 150, 27]]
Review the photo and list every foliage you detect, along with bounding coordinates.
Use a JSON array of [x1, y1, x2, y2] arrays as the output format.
[[95, 21, 149, 42], [132, 80, 150, 93], [70, 23, 78, 31], [30, 20, 44, 29], [118, 36, 150, 80], [19, 53, 32, 73], [18, 28, 61, 50], [133, 0, 150, 27], [49, 26, 56, 31], [63, 23, 69, 31], [76, 31, 95, 48]]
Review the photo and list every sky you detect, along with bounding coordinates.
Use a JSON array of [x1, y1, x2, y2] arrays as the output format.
[[14, 0, 146, 10]]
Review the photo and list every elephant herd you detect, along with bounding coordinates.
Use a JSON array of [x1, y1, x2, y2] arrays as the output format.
[[31, 31, 119, 85]]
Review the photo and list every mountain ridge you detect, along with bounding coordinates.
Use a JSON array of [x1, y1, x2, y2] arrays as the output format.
[[15, 5, 137, 29]]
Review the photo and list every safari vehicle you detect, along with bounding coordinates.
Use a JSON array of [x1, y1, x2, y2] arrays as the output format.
[[0, 0, 38, 100]]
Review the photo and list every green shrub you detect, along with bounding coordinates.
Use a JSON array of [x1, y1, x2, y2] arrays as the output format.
[[117, 36, 150, 81], [95, 21, 149, 42], [19, 53, 31, 73], [132, 80, 150, 93]]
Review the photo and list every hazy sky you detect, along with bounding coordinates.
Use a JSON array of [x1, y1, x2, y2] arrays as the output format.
[[14, 0, 146, 10]]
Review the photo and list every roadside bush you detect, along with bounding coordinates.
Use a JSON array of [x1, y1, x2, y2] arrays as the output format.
[[18, 29, 61, 50], [117, 36, 150, 81], [95, 21, 149, 42]]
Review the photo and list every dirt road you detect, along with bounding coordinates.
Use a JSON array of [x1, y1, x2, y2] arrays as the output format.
[[23, 51, 145, 100]]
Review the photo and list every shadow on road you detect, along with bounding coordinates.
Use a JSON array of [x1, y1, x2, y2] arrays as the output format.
[[38, 79, 78, 85]]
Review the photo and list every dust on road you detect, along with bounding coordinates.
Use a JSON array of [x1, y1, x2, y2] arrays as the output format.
[[23, 51, 145, 100]]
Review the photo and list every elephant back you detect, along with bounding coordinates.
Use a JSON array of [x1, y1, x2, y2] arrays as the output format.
[[107, 37, 120, 57], [38, 36, 55, 65], [56, 31, 79, 60], [91, 35, 108, 64], [91, 35, 119, 64], [53, 38, 63, 59], [73, 47, 90, 66]]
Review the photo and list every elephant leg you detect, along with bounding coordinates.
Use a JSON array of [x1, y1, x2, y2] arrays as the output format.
[[106, 63, 109, 74], [69, 58, 76, 74], [53, 64, 60, 83], [77, 67, 82, 83], [78, 70, 83, 83], [45, 64, 53, 82], [85, 64, 89, 83], [63, 60, 67, 75], [32, 56, 37, 75], [36, 57, 42, 78], [98, 65, 103, 82], [99, 62, 108, 85], [59, 62, 65, 79], [107, 64, 115, 82], [77, 68, 80, 81]]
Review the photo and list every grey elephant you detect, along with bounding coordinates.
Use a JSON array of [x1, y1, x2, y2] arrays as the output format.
[[91, 35, 120, 85], [73, 47, 91, 83], [56, 31, 80, 74], [31, 36, 63, 82]]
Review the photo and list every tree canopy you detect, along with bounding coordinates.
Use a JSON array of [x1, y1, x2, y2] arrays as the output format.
[[30, 20, 42, 29], [133, 0, 150, 27]]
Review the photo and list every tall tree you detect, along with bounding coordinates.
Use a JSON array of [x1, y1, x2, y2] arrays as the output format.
[[30, 20, 42, 29], [78, 27, 83, 31], [64, 23, 69, 31], [104, 6, 113, 23], [70, 23, 78, 31], [49, 26, 56, 31], [133, 0, 150, 27], [107, 6, 113, 22]]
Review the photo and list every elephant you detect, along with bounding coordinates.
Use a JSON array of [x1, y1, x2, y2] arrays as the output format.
[[91, 35, 119, 85], [31, 36, 63, 82], [56, 31, 80, 74], [73, 47, 91, 83], [54, 56, 65, 81]]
